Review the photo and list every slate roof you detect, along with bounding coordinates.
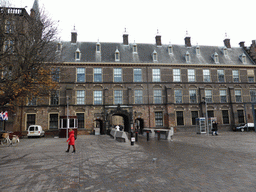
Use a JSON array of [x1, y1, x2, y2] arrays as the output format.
[[59, 41, 255, 65]]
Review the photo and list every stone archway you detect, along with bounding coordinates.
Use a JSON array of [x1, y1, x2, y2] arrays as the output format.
[[106, 105, 132, 133]]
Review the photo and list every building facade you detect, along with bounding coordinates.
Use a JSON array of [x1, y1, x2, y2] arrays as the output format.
[[2, 9, 256, 134], [7, 29, 256, 135]]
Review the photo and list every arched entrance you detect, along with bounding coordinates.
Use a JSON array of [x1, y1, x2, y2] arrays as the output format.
[[135, 118, 144, 134], [106, 105, 132, 133]]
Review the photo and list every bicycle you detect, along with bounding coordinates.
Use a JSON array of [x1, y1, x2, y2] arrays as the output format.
[[1, 132, 20, 146]]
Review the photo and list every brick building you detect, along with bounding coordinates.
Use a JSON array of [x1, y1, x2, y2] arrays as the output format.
[[2, 4, 256, 135], [7, 28, 256, 135]]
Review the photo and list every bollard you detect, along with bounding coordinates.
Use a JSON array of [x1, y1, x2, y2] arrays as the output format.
[[131, 132, 135, 145], [147, 131, 149, 141], [135, 131, 138, 142]]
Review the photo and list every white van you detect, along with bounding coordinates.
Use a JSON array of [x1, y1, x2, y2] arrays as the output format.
[[27, 125, 45, 137]]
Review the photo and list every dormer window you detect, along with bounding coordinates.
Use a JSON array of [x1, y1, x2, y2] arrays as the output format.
[[196, 45, 200, 55], [115, 48, 120, 61], [239, 53, 246, 64], [212, 52, 219, 64], [57, 43, 62, 52], [168, 45, 173, 54], [222, 46, 228, 56], [185, 51, 190, 63], [133, 44, 137, 53], [75, 48, 81, 61], [96, 42, 101, 52], [153, 50, 157, 61]]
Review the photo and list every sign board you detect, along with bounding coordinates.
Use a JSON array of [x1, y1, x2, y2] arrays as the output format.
[[0, 111, 8, 121]]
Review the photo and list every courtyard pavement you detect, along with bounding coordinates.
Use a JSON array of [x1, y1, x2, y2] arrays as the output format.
[[1, 131, 256, 192]]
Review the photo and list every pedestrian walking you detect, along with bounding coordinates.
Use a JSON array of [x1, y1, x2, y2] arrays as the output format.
[[212, 121, 218, 136], [66, 129, 76, 153]]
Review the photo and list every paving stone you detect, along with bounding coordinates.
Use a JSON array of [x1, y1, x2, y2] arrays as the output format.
[[0, 132, 256, 191]]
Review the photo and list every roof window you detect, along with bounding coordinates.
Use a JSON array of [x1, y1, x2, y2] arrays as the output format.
[[212, 52, 219, 64], [133, 43, 137, 53], [196, 45, 200, 55], [185, 51, 190, 63], [115, 48, 120, 61], [222, 46, 228, 56], [96, 42, 101, 52], [153, 50, 157, 62], [239, 53, 246, 64], [168, 44, 173, 54], [75, 48, 81, 61]]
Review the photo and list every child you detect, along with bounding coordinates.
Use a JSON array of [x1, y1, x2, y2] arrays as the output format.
[[66, 129, 76, 153]]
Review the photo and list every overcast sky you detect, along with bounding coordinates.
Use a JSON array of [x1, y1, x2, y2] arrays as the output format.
[[6, 0, 256, 47]]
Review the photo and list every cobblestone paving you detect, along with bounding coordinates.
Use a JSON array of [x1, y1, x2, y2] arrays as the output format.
[[0, 132, 256, 191]]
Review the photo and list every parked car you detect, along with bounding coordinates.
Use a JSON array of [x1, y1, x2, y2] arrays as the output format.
[[235, 123, 255, 132], [27, 125, 45, 138]]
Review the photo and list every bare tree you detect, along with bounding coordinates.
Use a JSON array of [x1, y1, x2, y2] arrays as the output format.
[[0, 5, 60, 107]]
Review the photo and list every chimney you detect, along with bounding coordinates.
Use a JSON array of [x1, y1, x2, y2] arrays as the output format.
[[71, 26, 77, 43], [123, 28, 129, 45], [184, 37, 191, 47], [224, 38, 231, 48], [155, 30, 162, 46], [239, 41, 245, 48]]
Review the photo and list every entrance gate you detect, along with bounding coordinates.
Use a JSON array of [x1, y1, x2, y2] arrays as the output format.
[[105, 105, 133, 134]]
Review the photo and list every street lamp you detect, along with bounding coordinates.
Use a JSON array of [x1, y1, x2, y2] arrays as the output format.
[[203, 97, 209, 136], [66, 96, 69, 139]]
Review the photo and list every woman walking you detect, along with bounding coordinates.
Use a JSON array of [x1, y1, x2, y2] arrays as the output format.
[[66, 129, 76, 153]]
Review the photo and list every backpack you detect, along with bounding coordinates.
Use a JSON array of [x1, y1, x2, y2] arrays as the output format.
[[74, 135, 77, 140]]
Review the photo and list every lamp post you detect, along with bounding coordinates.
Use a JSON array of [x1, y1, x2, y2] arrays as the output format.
[[203, 97, 209, 136], [66, 96, 69, 139]]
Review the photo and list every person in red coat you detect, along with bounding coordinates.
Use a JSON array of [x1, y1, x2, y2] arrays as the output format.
[[66, 129, 76, 153]]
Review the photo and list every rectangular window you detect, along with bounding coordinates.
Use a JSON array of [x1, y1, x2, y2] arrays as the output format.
[[248, 69, 254, 82], [220, 89, 227, 103], [176, 111, 184, 125], [188, 69, 195, 82], [52, 67, 60, 82], [152, 69, 160, 82], [94, 68, 102, 82], [50, 114, 58, 129], [94, 90, 102, 105], [134, 90, 143, 104], [154, 89, 162, 104], [114, 68, 122, 82], [189, 89, 197, 103], [191, 111, 198, 125], [222, 110, 229, 124], [173, 69, 181, 82], [134, 68, 142, 82], [77, 68, 85, 82], [77, 113, 84, 128], [175, 89, 182, 104], [77, 90, 85, 104], [250, 90, 256, 102], [203, 69, 211, 82], [232, 70, 239, 82], [155, 112, 163, 126], [235, 89, 242, 102], [217, 69, 225, 82], [114, 90, 123, 104], [205, 89, 212, 103], [50, 90, 59, 105], [208, 111, 214, 118], [26, 114, 36, 129], [237, 110, 245, 124]]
